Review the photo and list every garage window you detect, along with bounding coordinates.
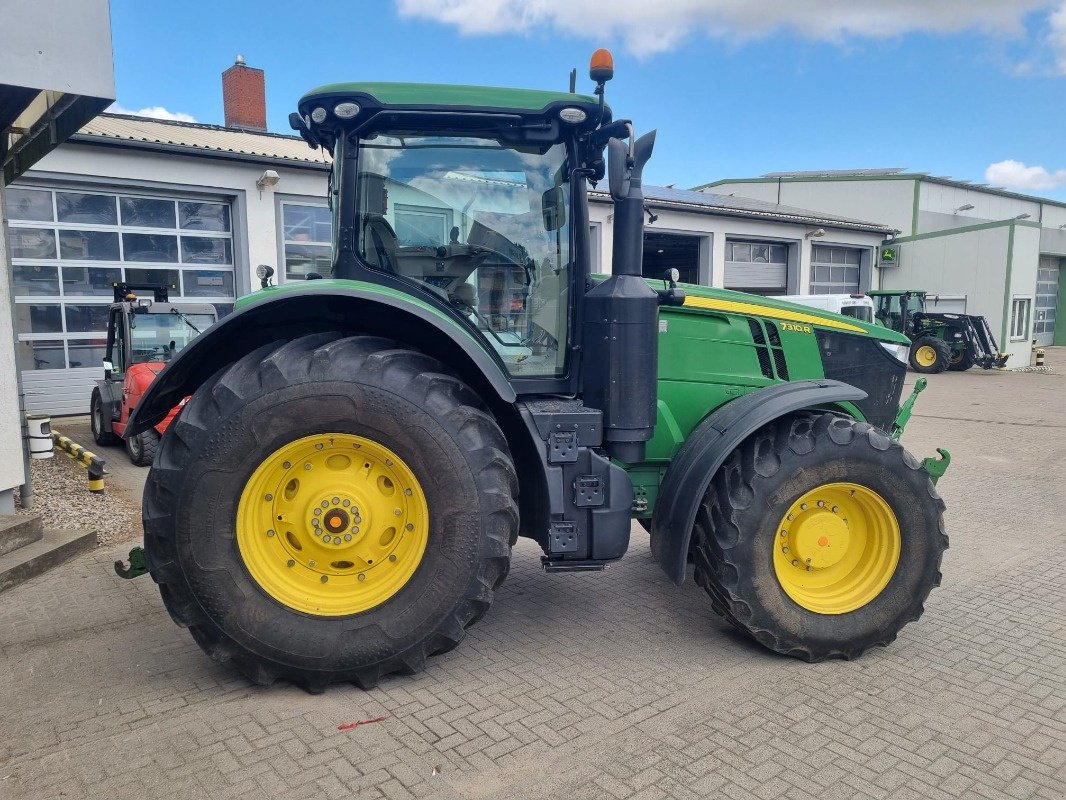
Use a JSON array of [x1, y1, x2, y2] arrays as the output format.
[[281, 202, 332, 281], [810, 245, 862, 294]]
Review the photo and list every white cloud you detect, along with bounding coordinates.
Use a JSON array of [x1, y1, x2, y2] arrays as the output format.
[[986, 159, 1066, 190], [107, 103, 196, 123], [1050, 1, 1066, 74], [395, 0, 1055, 56]]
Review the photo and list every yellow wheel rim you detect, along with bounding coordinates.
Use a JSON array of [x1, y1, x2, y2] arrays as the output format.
[[772, 482, 900, 614], [236, 433, 429, 616], [914, 345, 937, 367]]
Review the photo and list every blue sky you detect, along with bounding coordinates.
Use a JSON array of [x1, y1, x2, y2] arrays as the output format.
[[109, 0, 1066, 200]]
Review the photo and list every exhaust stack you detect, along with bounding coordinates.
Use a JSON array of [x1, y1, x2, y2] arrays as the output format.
[[582, 130, 659, 463]]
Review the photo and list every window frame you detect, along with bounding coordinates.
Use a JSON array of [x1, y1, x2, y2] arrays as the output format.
[[1009, 296, 1032, 342], [277, 198, 333, 283]]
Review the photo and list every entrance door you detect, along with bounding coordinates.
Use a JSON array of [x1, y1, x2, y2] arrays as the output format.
[[1034, 255, 1061, 346]]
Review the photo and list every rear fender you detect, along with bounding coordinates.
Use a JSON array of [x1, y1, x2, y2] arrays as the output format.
[[125, 287, 516, 436], [650, 379, 867, 585]]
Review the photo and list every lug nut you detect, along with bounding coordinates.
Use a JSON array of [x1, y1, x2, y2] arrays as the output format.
[[782, 546, 789, 554], [315, 443, 323, 450], [283, 461, 291, 469], [304, 463, 312, 470], [780, 530, 787, 537], [314, 508, 322, 516], [394, 508, 402, 516], [404, 488, 412, 496], [333, 537, 341, 545], [264, 493, 273, 501], [321, 575, 328, 583], [801, 503, 808, 510], [286, 559, 295, 568], [832, 506, 839, 513], [267, 529, 275, 537], [357, 573, 366, 581], [791, 559, 799, 566], [342, 499, 351, 507], [389, 554, 397, 562], [309, 560, 316, 567], [332, 497, 340, 505], [406, 523, 414, 531], [344, 534, 352, 542]]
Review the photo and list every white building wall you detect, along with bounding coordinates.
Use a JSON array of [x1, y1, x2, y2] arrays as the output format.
[[27, 143, 328, 290], [0, 188, 27, 508]]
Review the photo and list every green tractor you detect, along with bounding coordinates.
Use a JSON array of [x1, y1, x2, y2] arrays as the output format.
[[126, 52, 949, 692], [868, 289, 1008, 373]]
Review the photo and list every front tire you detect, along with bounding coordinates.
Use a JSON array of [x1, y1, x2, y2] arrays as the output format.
[[692, 413, 947, 662], [143, 334, 518, 691], [909, 337, 950, 373], [947, 344, 974, 371], [126, 428, 160, 466], [90, 388, 120, 446]]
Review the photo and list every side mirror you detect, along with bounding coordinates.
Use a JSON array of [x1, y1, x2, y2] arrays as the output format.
[[541, 187, 566, 231], [607, 137, 629, 201], [102, 359, 114, 375]]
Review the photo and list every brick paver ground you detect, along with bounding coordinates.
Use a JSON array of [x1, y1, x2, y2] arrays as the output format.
[[2, 365, 1064, 799]]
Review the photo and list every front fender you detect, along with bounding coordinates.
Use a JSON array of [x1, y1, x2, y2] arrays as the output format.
[[126, 286, 516, 435], [650, 379, 868, 585]]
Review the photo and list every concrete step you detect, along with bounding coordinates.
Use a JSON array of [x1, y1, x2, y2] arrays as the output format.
[[0, 514, 44, 557], [0, 527, 98, 595]]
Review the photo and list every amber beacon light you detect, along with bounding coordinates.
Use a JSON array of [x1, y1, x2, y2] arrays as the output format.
[[589, 48, 614, 84]]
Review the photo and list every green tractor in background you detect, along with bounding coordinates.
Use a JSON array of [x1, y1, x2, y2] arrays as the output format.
[[869, 289, 1008, 373], [126, 51, 950, 692]]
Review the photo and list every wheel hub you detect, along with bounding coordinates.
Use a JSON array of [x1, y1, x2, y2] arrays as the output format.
[[236, 433, 429, 616], [773, 482, 901, 615]]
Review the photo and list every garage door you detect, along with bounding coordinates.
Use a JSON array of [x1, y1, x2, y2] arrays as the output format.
[[1035, 255, 1061, 346], [8, 185, 236, 416], [810, 245, 862, 294], [725, 240, 788, 295]]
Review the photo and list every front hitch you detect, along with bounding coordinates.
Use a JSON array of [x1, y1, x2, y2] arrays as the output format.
[[114, 546, 148, 579], [890, 377, 951, 485]]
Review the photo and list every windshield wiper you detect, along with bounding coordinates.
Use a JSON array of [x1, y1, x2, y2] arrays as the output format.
[[170, 307, 203, 335]]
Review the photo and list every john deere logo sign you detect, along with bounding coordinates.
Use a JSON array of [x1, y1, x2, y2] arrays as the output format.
[[880, 245, 899, 266]]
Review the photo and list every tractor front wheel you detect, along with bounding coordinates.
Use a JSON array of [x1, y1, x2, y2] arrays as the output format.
[[909, 337, 951, 373], [692, 413, 947, 662], [142, 334, 518, 692], [947, 344, 975, 371]]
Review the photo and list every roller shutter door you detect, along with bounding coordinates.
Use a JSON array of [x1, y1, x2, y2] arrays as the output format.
[[725, 240, 788, 294], [810, 245, 861, 294], [8, 185, 236, 416]]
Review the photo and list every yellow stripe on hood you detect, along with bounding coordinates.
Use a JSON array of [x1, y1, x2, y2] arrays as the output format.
[[683, 295, 866, 333]]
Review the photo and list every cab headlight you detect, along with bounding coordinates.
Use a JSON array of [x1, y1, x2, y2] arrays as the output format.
[[879, 342, 909, 364], [559, 107, 587, 124], [333, 101, 360, 119], [310, 106, 328, 123]]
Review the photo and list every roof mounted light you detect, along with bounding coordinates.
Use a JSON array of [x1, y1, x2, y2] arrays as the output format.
[[310, 106, 327, 124], [559, 107, 587, 124], [589, 48, 614, 84], [333, 101, 360, 119]]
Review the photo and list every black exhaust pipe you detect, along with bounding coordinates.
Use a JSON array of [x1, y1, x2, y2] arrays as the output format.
[[582, 130, 658, 463]]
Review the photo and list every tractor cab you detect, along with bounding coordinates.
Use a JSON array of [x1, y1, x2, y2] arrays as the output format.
[[870, 289, 926, 335]]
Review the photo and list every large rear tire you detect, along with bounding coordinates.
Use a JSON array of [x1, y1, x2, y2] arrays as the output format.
[[909, 337, 950, 373], [692, 413, 947, 662], [143, 334, 518, 692]]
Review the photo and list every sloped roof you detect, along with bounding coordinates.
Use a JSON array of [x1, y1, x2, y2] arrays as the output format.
[[71, 113, 329, 168], [591, 184, 895, 234]]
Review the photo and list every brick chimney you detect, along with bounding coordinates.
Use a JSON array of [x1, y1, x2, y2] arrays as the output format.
[[222, 54, 266, 131]]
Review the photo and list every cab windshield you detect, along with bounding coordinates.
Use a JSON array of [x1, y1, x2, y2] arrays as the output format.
[[129, 311, 214, 364], [355, 133, 572, 377]]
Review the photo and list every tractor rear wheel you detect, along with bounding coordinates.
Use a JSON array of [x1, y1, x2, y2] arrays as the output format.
[[692, 412, 947, 662], [142, 334, 518, 692], [909, 337, 950, 373], [126, 428, 160, 466], [947, 345, 975, 371], [90, 388, 120, 446]]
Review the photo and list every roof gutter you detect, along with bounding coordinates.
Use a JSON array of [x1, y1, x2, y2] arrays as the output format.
[[67, 133, 330, 172]]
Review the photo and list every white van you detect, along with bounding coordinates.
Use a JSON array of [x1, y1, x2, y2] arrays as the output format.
[[779, 293, 875, 324]]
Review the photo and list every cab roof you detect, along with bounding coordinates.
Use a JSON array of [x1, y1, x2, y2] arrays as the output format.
[[300, 82, 601, 115]]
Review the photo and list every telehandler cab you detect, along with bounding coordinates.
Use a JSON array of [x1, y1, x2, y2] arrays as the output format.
[[126, 51, 950, 691], [90, 283, 217, 465]]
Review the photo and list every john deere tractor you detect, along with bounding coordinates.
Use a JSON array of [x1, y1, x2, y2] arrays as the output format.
[[126, 51, 949, 692], [869, 289, 1008, 373]]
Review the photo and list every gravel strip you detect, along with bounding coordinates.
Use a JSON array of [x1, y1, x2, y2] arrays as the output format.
[[14, 455, 142, 547]]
